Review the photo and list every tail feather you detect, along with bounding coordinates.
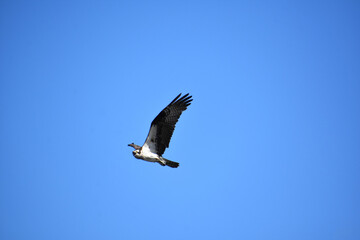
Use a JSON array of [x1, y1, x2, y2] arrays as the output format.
[[162, 157, 179, 168]]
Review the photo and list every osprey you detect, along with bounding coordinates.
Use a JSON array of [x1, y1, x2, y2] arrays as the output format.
[[128, 93, 193, 168]]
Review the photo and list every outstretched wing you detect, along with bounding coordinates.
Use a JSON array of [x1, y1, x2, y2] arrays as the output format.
[[143, 93, 193, 156]]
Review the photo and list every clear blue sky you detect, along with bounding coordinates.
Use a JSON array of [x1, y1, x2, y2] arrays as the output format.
[[1, 0, 359, 239]]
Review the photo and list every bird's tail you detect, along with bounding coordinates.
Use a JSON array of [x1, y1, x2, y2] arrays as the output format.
[[161, 157, 179, 168]]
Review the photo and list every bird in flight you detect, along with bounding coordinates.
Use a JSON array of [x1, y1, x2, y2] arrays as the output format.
[[128, 93, 193, 168]]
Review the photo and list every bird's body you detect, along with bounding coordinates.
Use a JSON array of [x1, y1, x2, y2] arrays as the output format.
[[128, 93, 193, 168]]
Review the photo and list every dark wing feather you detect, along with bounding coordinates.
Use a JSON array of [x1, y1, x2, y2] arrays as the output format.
[[144, 93, 193, 156]]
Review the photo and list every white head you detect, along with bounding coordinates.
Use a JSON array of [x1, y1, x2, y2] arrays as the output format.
[[132, 150, 141, 159]]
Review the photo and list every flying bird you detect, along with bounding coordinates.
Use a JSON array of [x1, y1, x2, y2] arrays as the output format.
[[128, 93, 193, 168]]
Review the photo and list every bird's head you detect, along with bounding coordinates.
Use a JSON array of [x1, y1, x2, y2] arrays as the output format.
[[128, 143, 142, 159], [132, 150, 141, 159]]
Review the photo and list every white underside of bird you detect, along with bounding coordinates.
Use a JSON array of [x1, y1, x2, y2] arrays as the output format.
[[132, 126, 168, 165], [132, 148, 167, 165]]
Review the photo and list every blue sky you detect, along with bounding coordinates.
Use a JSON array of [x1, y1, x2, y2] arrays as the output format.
[[1, 0, 360, 239]]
